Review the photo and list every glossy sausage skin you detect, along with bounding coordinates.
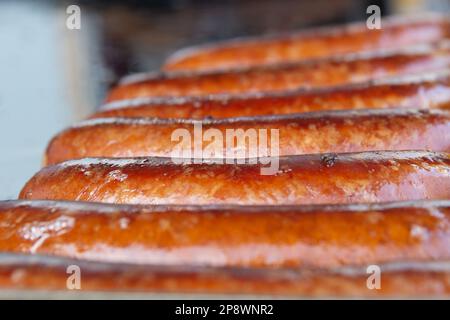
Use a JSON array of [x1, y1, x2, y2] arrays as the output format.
[[95, 75, 450, 119], [46, 109, 450, 165], [163, 15, 450, 72], [20, 151, 450, 205], [1, 253, 449, 297], [1, 200, 449, 269], [107, 47, 450, 101]]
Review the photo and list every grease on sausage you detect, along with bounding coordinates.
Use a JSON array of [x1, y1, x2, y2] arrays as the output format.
[[20, 151, 450, 205], [163, 15, 450, 72], [1, 200, 450, 269], [1, 251, 449, 297], [46, 109, 450, 165], [95, 74, 450, 119], [107, 46, 450, 101]]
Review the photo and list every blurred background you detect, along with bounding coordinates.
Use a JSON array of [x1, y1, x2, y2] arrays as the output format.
[[0, 0, 448, 199]]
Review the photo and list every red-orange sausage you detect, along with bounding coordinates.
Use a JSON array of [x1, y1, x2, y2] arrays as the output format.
[[45, 109, 450, 166], [95, 74, 450, 119], [20, 151, 450, 205], [1, 200, 449, 269], [163, 15, 450, 72], [107, 46, 450, 101], [1, 252, 449, 297]]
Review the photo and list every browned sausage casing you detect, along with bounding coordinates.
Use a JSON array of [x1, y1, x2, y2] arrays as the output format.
[[95, 75, 450, 119], [20, 151, 450, 205], [1, 253, 449, 297], [1, 200, 449, 269], [107, 46, 450, 101], [45, 109, 450, 166], [163, 15, 450, 72]]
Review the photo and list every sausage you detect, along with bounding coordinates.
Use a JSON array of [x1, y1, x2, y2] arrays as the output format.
[[95, 74, 450, 119], [107, 45, 450, 101], [163, 15, 450, 72], [20, 151, 450, 205], [1, 252, 449, 297], [45, 109, 450, 165], [1, 200, 449, 269]]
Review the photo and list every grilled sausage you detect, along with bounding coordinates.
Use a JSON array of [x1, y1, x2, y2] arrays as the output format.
[[107, 46, 450, 101], [163, 15, 450, 72], [95, 74, 450, 119], [1, 200, 450, 269], [20, 151, 450, 205], [1, 252, 449, 297], [46, 109, 450, 165]]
